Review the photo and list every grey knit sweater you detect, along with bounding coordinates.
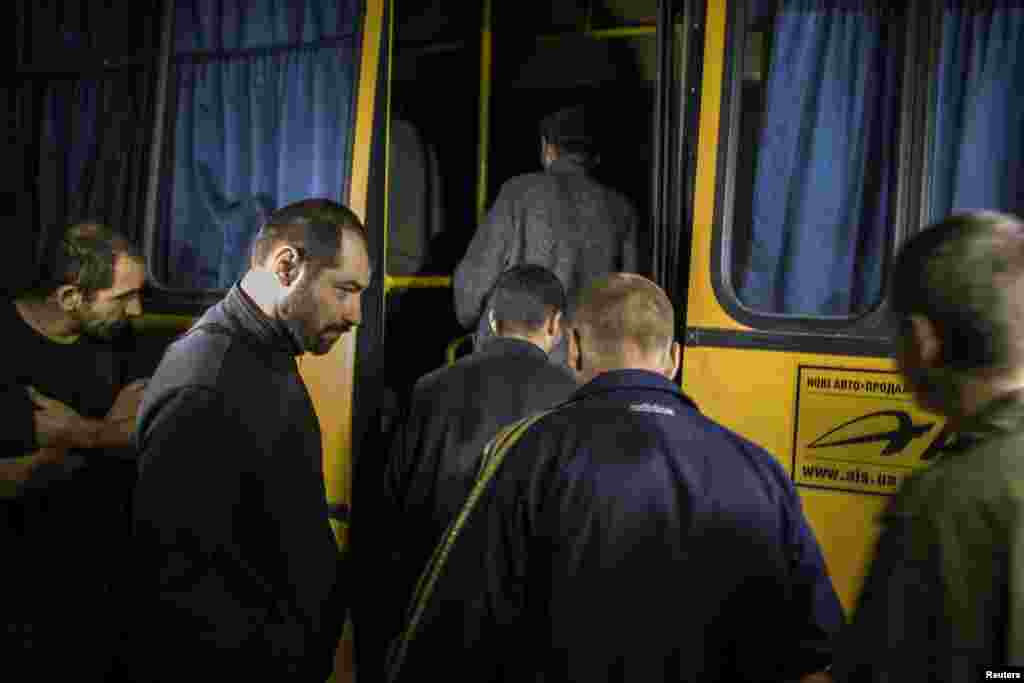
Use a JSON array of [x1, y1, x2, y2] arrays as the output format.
[[453, 158, 639, 355]]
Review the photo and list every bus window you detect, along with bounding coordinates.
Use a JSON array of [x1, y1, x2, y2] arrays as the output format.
[[727, 2, 903, 318], [927, 2, 1024, 222], [12, 0, 162, 296], [149, 0, 363, 292]]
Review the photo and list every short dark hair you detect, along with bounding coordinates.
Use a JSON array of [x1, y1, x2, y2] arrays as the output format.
[[891, 211, 1024, 371], [250, 198, 367, 273], [490, 265, 567, 334], [33, 221, 142, 298], [539, 106, 594, 165]]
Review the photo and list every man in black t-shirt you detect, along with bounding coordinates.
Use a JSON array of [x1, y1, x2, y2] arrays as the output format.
[[1, 221, 147, 682]]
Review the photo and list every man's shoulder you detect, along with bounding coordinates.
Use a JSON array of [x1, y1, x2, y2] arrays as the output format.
[[500, 171, 551, 196], [148, 315, 239, 394], [512, 390, 792, 485], [895, 431, 1024, 519], [414, 349, 575, 396]]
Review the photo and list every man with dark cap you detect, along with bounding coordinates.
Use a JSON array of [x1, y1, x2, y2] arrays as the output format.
[[834, 211, 1024, 681], [388, 273, 842, 683], [352, 264, 577, 682], [453, 106, 639, 364]]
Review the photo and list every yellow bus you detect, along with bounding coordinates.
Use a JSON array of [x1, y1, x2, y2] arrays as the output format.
[[13, 1, 1023, 680]]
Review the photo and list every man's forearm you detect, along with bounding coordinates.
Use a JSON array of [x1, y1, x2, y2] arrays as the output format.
[[72, 416, 136, 451]]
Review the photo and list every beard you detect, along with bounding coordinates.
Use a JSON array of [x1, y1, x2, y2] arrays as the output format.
[[278, 281, 345, 356], [80, 315, 130, 342], [279, 284, 319, 354], [904, 365, 962, 417]]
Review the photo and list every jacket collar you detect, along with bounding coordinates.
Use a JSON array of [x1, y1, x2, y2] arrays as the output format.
[[571, 369, 698, 410], [480, 336, 549, 362], [546, 157, 587, 175], [220, 282, 305, 357], [939, 390, 1024, 455]]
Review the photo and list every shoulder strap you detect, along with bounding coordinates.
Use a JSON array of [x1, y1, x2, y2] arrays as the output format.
[[169, 321, 236, 345], [192, 322, 235, 338], [385, 407, 557, 682]]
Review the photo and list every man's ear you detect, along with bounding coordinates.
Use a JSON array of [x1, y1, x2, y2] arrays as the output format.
[[569, 328, 584, 373], [548, 310, 563, 338], [55, 285, 83, 313], [909, 314, 942, 368], [664, 341, 681, 381], [271, 246, 303, 288]]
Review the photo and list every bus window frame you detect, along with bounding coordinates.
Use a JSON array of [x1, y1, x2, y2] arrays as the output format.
[[704, 0, 930, 349], [139, 0, 369, 316]]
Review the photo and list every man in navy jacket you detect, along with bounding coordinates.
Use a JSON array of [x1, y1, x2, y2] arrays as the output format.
[[391, 273, 842, 683]]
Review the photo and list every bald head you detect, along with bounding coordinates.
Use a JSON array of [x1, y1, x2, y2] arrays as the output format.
[[570, 273, 678, 379]]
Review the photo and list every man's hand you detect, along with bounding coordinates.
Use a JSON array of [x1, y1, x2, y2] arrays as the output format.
[[106, 378, 149, 423], [0, 447, 70, 498], [26, 386, 90, 449]]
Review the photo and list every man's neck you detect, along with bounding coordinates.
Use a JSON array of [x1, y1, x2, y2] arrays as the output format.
[[240, 269, 283, 321], [14, 298, 80, 341], [498, 332, 549, 355], [947, 368, 1024, 432]]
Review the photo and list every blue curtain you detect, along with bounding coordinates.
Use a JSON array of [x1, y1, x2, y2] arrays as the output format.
[[39, 79, 100, 238], [738, 1, 900, 316], [165, 0, 361, 290], [929, 2, 1024, 222], [13, 0, 159, 295]]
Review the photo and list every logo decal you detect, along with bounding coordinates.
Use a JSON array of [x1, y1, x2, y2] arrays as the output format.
[[808, 410, 936, 456], [630, 403, 675, 416]]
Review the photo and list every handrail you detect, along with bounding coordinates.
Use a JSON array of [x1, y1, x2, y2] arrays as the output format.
[[476, 0, 494, 224], [446, 334, 473, 365], [536, 25, 656, 42], [384, 275, 453, 294]]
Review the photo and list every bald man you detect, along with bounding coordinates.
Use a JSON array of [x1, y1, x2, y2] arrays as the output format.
[[387, 274, 842, 683]]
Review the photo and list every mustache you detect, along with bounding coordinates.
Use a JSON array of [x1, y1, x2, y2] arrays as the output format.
[[324, 323, 356, 336]]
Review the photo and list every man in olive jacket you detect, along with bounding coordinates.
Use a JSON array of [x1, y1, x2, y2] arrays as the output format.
[[834, 211, 1024, 681]]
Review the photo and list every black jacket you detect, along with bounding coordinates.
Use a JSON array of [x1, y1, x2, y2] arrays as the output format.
[[128, 284, 345, 682], [352, 337, 578, 682]]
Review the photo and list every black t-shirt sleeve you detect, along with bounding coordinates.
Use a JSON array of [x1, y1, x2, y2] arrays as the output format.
[[0, 383, 38, 457]]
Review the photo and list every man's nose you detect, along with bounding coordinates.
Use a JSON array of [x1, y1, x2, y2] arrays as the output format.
[[341, 293, 362, 329]]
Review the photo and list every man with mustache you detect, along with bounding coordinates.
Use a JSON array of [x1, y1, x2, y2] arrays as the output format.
[[1, 220, 147, 681], [127, 199, 371, 682]]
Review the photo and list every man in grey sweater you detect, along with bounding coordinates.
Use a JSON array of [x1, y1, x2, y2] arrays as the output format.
[[453, 106, 639, 364]]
